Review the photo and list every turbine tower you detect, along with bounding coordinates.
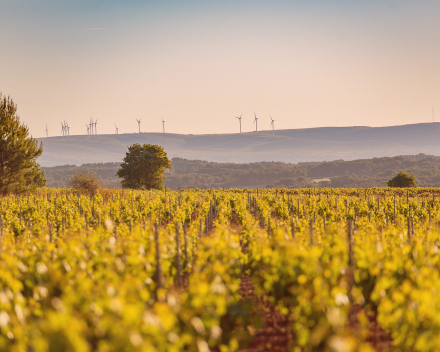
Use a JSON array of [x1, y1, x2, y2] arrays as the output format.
[[235, 114, 242, 133], [270, 115, 275, 135], [61, 121, 69, 139], [162, 118, 165, 133], [89, 118, 94, 135], [253, 111, 258, 132], [94, 119, 98, 135], [136, 119, 141, 133], [115, 124, 119, 134], [45, 124, 48, 137], [86, 124, 90, 135]]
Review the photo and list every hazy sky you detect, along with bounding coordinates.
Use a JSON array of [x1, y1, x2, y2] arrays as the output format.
[[1, 0, 440, 137]]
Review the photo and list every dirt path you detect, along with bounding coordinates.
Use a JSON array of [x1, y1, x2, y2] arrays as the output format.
[[238, 274, 292, 352]]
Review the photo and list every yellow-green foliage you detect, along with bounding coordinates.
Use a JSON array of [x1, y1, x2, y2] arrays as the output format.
[[0, 187, 439, 351]]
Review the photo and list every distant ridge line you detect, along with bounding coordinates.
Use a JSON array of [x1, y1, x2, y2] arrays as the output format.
[[37, 122, 440, 139], [36, 123, 440, 167]]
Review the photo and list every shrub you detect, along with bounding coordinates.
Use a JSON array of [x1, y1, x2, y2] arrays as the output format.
[[69, 168, 100, 196]]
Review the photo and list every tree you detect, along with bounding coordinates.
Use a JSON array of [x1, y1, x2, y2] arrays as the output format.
[[69, 168, 100, 196], [0, 93, 46, 195], [116, 144, 171, 190], [31, 164, 47, 188], [387, 171, 417, 188]]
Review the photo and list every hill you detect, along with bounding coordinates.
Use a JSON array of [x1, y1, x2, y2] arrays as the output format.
[[42, 154, 440, 189], [37, 123, 440, 167]]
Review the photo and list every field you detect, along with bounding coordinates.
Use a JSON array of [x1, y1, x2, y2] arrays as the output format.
[[0, 187, 440, 352]]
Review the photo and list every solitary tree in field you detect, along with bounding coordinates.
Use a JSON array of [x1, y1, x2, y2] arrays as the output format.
[[387, 171, 417, 188], [0, 92, 46, 195], [116, 144, 171, 190], [69, 168, 101, 196]]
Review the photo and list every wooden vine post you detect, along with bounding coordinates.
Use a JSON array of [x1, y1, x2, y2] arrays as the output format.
[[175, 223, 182, 289], [154, 223, 163, 290]]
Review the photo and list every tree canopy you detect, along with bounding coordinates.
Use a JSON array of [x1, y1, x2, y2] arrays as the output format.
[[387, 171, 417, 188], [116, 144, 171, 190], [0, 93, 46, 195]]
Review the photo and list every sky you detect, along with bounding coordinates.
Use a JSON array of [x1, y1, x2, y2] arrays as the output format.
[[1, 0, 440, 138]]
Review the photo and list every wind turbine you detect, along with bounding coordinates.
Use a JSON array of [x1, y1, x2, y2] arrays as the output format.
[[115, 124, 119, 134], [62, 121, 67, 138], [65, 122, 70, 138], [94, 119, 98, 135], [269, 115, 275, 135], [162, 118, 166, 133], [61, 122, 65, 138], [136, 119, 141, 133], [235, 114, 242, 133], [45, 124, 48, 137], [89, 118, 94, 135], [86, 124, 90, 135], [253, 111, 258, 132]]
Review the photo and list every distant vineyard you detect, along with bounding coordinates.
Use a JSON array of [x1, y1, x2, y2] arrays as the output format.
[[0, 187, 439, 351]]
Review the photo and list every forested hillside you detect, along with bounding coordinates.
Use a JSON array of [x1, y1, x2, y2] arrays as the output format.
[[42, 154, 440, 189]]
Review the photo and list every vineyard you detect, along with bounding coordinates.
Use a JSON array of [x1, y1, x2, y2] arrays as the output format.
[[0, 187, 440, 352]]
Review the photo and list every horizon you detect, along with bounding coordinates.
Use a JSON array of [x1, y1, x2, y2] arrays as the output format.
[[35, 121, 440, 139], [1, 0, 439, 138]]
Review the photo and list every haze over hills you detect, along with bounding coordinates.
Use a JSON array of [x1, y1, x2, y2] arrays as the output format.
[[37, 123, 440, 167]]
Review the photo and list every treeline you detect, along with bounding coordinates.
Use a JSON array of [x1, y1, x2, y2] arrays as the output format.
[[42, 154, 440, 189], [43, 163, 122, 189]]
